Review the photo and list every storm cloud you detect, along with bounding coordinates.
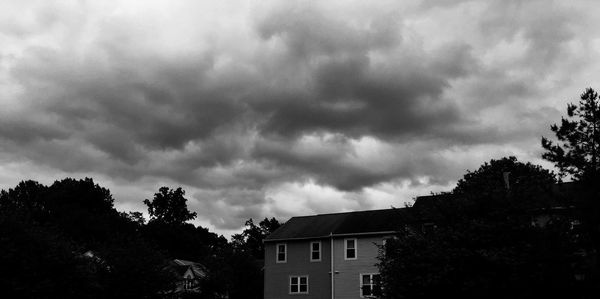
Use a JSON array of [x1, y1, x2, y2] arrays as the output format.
[[1, 0, 599, 235]]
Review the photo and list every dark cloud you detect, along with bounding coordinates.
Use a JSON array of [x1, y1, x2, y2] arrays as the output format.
[[1, 0, 598, 233]]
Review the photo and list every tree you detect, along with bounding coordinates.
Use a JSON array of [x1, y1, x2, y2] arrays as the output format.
[[231, 217, 282, 259], [0, 213, 103, 298], [378, 157, 578, 299], [542, 88, 600, 292], [542, 87, 600, 182], [0, 178, 176, 298], [452, 156, 557, 215], [454, 156, 556, 196], [143, 187, 197, 225], [226, 217, 281, 299]]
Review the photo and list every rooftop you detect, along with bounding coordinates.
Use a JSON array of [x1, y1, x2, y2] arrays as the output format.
[[264, 208, 413, 242]]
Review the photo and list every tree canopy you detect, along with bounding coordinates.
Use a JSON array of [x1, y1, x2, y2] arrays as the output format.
[[143, 186, 197, 225], [378, 157, 579, 299], [542, 87, 600, 182], [0, 178, 175, 298], [231, 217, 282, 259], [1, 178, 282, 299], [453, 156, 556, 197], [541, 88, 600, 290]]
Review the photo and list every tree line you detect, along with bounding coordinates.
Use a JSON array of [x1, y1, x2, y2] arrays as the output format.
[[0, 178, 279, 298]]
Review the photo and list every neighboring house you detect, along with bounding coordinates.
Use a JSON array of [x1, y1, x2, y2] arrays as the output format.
[[165, 259, 208, 296], [263, 208, 412, 299]]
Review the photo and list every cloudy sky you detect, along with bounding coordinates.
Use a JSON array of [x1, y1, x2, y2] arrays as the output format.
[[1, 0, 600, 236]]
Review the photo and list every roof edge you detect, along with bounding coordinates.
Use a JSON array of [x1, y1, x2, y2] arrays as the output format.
[[288, 208, 404, 220], [264, 230, 397, 242]]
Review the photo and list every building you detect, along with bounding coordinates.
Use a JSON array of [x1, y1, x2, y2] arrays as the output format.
[[263, 208, 413, 299], [165, 259, 207, 297]]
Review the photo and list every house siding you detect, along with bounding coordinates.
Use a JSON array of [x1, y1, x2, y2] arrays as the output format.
[[333, 236, 384, 299], [265, 239, 332, 299], [264, 235, 387, 299]]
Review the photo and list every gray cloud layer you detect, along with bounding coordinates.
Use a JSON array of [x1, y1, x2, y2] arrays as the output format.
[[1, 0, 599, 233]]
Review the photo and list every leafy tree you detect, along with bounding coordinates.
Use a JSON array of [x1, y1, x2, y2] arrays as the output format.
[[0, 213, 103, 298], [231, 217, 282, 259], [0, 178, 176, 297], [454, 156, 557, 196], [542, 87, 600, 182], [224, 217, 281, 299], [542, 87, 600, 291], [121, 211, 146, 226], [378, 157, 579, 299], [452, 156, 557, 216], [143, 187, 197, 225], [379, 220, 577, 299]]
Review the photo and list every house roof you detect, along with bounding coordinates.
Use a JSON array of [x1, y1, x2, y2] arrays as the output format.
[[169, 259, 207, 278], [264, 208, 413, 242]]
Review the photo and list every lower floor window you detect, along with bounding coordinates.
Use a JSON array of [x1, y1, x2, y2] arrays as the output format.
[[290, 275, 308, 294], [361, 273, 381, 297]]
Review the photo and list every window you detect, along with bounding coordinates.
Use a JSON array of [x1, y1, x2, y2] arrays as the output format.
[[290, 275, 308, 294], [345, 238, 357, 260], [310, 241, 321, 261], [276, 243, 287, 263], [183, 278, 194, 290], [360, 273, 381, 298]]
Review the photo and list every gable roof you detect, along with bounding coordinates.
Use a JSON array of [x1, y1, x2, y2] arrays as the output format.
[[170, 259, 207, 278], [264, 208, 413, 242]]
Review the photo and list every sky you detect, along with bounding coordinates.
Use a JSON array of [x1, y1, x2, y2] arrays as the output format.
[[1, 0, 600, 237]]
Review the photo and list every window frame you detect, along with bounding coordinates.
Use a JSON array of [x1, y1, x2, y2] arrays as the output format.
[[310, 241, 321, 262], [289, 275, 309, 294], [360, 273, 381, 298], [276, 243, 287, 263], [344, 238, 358, 260]]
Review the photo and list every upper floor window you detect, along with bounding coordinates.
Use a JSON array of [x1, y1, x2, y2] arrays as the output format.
[[345, 238, 357, 260], [310, 241, 321, 262], [276, 243, 287, 263], [290, 275, 309, 294], [360, 273, 381, 298]]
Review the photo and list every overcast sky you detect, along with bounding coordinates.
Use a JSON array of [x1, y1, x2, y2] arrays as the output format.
[[1, 0, 600, 236]]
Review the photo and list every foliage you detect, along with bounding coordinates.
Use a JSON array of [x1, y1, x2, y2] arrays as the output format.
[[231, 217, 282, 259], [0, 178, 175, 297], [0, 178, 282, 298], [542, 87, 600, 291], [451, 156, 557, 216], [454, 156, 557, 197], [379, 220, 578, 299], [378, 157, 580, 299], [144, 187, 197, 225], [0, 214, 102, 298], [224, 217, 281, 299], [542, 87, 600, 182]]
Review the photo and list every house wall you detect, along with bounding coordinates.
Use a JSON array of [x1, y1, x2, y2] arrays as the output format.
[[264, 239, 331, 299], [264, 235, 387, 299], [333, 236, 384, 299]]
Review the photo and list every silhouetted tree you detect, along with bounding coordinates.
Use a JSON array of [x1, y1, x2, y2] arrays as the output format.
[[144, 187, 197, 225], [223, 217, 281, 299], [454, 156, 557, 196], [231, 217, 282, 259], [0, 213, 102, 298], [542, 87, 600, 295], [542, 87, 600, 182], [0, 178, 175, 298], [378, 157, 578, 299]]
